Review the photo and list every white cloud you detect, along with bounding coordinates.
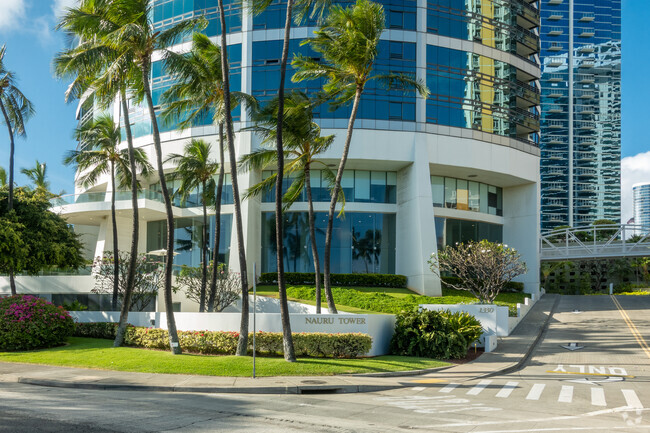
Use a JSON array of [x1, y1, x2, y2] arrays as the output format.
[[621, 151, 650, 224], [0, 0, 26, 32], [52, 0, 78, 18]]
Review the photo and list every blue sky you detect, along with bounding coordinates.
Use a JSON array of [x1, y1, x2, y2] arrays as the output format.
[[0, 0, 646, 219]]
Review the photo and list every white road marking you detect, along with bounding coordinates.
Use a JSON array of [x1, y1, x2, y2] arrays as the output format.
[[412, 387, 425, 391], [467, 380, 492, 395], [558, 385, 574, 403], [623, 389, 644, 409], [439, 383, 459, 393], [591, 388, 606, 407], [495, 381, 518, 398], [526, 384, 546, 400]]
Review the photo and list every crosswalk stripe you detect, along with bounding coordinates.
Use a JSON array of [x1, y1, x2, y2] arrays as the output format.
[[622, 389, 644, 409], [467, 380, 492, 396], [439, 383, 459, 393], [591, 388, 606, 406], [526, 384, 546, 400], [412, 387, 425, 391], [558, 385, 573, 403], [495, 381, 518, 398]]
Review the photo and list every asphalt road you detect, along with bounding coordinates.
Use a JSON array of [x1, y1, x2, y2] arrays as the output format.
[[1, 295, 650, 433]]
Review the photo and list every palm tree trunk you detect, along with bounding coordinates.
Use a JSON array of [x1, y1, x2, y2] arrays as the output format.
[[200, 181, 208, 312], [273, 0, 297, 362], [110, 161, 119, 311], [208, 123, 225, 312], [142, 63, 182, 355], [218, 0, 249, 356], [305, 164, 322, 314], [115, 92, 139, 347], [0, 99, 17, 295], [323, 87, 363, 314]]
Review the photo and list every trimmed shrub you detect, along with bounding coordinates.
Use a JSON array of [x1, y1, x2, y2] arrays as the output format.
[[73, 323, 372, 358], [259, 272, 407, 288], [390, 308, 483, 359], [0, 295, 75, 351]]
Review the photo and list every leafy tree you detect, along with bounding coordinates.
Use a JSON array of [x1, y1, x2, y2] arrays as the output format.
[[55, 0, 147, 348], [92, 0, 204, 354], [0, 44, 35, 294], [293, 0, 429, 314], [240, 91, 338, 314], [0, 187, 85, 284], [176, 263, 241, 312], [91, 251, 163, 312], [64, 114, 153, 311], [592, 219, 618, 241], [429, 240, 527, 303], [165, 139, 218, 312], [0, 166, 6, 187]]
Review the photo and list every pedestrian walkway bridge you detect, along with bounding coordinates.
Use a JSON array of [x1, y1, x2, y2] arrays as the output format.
[[540, 224, 650, 261]]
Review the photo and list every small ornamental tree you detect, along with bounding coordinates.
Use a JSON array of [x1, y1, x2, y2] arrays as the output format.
[[92, 251, 163, 311], [176, 263, 241, 312], [428, 240, 527, 303], [0, 295, 74, 350]]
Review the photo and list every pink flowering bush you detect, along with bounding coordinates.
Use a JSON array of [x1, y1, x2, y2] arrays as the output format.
[[0, 295, 74, 351]]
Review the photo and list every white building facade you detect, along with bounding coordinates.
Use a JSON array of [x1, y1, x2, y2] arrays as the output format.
[[1, 0, 542, 310]]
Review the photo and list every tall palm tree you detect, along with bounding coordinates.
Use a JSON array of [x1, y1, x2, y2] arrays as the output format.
[[240, 91, 338, 314], [64, 114, 153, 311], [160, 32, 255, 314], [97, 0, 204, 354], [21, 160, 51, 197], [165, 139, 218, 312], [54, 0, 147, 348], [0, 44, 35, 296], [293, 0, 429, 312], [247, 0, 331, 363]]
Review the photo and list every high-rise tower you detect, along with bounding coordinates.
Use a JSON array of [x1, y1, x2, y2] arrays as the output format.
[[539, 0, 621, 230]]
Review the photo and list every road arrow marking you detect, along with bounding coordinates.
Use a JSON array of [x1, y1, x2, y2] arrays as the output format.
[[561, 342, 585, 351], [565, 376, 625, 385]]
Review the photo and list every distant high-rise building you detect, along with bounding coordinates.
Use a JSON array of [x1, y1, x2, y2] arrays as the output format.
[[634, 183, 650, 235], [539, 0, 621, 230]]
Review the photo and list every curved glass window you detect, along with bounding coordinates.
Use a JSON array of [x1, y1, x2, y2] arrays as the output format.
[[153, 0, 242, 35], [146, 214, 233, 270], [261, 211, 396, 274], [426, 45, 539, 143], [426, 0, 539, 62], [150, 175, 234, 207], [434, 216, 502, 251], [262, 170, 396, 204], [431, 175, 502, 216]]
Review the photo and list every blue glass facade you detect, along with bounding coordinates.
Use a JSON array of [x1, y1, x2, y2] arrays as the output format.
[[633, 183, 650, 235], [539, 0, 621, 230]]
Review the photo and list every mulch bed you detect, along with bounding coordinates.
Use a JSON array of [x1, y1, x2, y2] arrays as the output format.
[[447, 347, 485, 365]]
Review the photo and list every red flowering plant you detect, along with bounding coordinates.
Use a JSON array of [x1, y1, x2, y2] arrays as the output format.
[[0, 295, 75, 350]]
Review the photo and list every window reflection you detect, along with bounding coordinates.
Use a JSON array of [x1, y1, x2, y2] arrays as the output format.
[[432, 175, 502, 216], [434, 217, 503, 251]]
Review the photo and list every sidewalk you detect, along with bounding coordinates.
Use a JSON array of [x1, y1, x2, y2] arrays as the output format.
[[0, 294, 558, 395]]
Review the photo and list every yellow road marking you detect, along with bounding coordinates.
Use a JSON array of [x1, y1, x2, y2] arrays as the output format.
[[411, 378, 448, 384], [544, 370, 635, 378], [611, 295, 650, 360]]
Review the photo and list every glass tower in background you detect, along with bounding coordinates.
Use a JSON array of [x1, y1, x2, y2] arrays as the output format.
[[539, 0, 621, 231], [634, 183, 650, 235]]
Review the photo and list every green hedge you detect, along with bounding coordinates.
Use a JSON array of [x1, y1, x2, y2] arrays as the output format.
[[390, 308, 483, 359], [258, 272, 407, 288], [441, 276, 524, 293], [73, 323, 372, 358]]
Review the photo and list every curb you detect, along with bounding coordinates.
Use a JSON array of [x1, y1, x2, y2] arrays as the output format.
[[15, 377, 402, 395]]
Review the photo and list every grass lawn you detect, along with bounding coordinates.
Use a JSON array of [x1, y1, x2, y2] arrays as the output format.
[[0, 337, 450, 377], [257, 285, 530, 316]]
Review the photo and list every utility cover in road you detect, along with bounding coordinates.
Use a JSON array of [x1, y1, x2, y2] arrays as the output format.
[[561, 342, 585, 351]]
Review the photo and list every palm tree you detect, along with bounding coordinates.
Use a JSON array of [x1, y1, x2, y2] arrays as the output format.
[[240, 91, 337, 314], [96, 0, 204, 354], [0, 44, 35, 295], [293, 0, 429, 313], [54, 0, 147, 348], [21, 160, 51, 197], [159, 32, 255, 314], [64, 114, 153, 311], [165, 139, 218, 312]]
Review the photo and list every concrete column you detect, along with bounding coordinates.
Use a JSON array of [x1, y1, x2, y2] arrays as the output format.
[[396, 139, 439, 296], [503, 181, 540, 297]]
